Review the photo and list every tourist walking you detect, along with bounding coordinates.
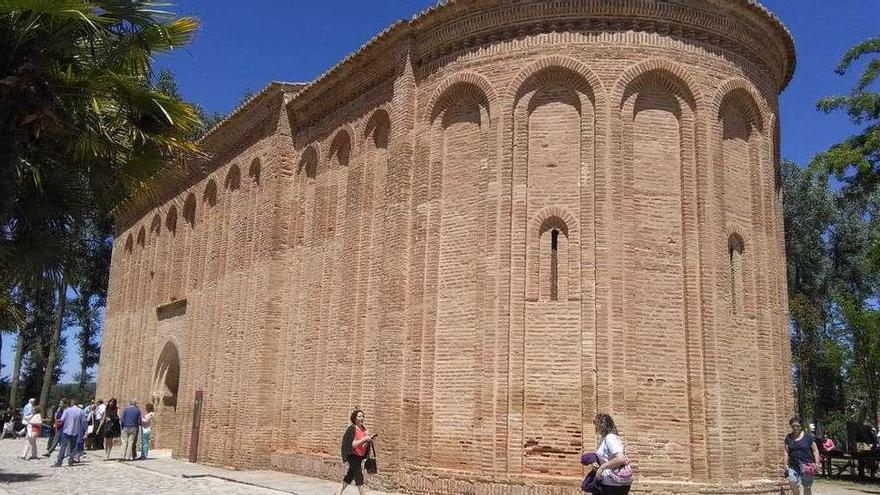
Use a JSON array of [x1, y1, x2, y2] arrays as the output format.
[[99, 398, 121, 460], [19, 405, 42, 460], [17, 398, 34, 438], [120, 399, 142, 461], [139, 402, 155, 460], [85, 401, 97, 450], [74, 401, 89, 462], [335, 409, 377, 495], [784, 416, 821, 495], [43, 399, 67, 457], [53, 398, 85, 467], [592, 414, 633, 494], [93, 399, 105, 449]]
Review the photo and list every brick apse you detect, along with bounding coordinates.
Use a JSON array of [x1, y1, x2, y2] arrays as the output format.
[[98, 1, 796, 493]]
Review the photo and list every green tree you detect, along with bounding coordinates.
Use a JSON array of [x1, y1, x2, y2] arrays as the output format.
[[783, 159, 838, 421], [0, 0, 204, 405], [812, 37, 880, 217], [804, 36, 880, 432], [836, 293, 880, 423]]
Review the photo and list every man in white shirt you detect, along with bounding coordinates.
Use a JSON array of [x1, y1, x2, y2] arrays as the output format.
[[93, 400, 106, 449], [17, 398, 35, 438]]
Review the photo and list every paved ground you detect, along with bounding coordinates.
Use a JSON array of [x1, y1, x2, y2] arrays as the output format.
[[0, 437, 877, 494], [815, 478, 880, 495], [0, 437, 397, 495]]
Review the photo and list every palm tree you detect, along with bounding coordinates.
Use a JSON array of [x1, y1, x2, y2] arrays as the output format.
[[0, 0, 205, 406]]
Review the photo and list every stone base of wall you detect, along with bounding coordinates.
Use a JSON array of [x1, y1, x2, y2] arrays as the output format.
[[269, 452, 788, 495]]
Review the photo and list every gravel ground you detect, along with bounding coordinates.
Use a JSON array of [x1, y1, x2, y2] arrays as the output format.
[[0, 437, 283, 495]]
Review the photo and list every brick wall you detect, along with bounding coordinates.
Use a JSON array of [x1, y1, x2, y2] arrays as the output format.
[[98, 2, 796, 493]]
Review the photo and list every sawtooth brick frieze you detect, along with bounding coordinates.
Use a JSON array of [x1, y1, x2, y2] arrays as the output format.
[[98, 1, 796, 493]]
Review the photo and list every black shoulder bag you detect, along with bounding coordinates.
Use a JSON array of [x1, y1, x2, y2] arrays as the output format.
[[364, 439, 378, 474]]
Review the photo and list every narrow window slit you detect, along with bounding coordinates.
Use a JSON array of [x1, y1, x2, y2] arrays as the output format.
[[550, 229, 559, 301]]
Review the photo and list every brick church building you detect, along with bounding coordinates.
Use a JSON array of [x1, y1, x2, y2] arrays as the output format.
[[98, 1, 796, 493]]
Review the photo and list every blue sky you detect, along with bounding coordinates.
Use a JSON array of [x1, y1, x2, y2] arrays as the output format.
[[3, 1, 877, 384], [153, 0, 878, 166]]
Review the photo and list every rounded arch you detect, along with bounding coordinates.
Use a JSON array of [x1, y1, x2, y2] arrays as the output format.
[[298, 146, 318, 179], [363, 108, 391, 149], [182, 193, 197, 227], [248, 157, 262, 184], [426, 71, 497, 123], [509, 55, 605, 108], [527, 207, 578, 303], [728, 231, 745, 254], [152, 340, 180, 409], [613, 59, 701, 112], [717, 87, 764, 144], [538, 215, 570, 237], [224, 164, 241, 191], [727, 230, 747, 313], [725, 225, 749, 249], [165, 205, 178, 234], [528, 206, 578, 236], [136, 226, 146, 248], [712, 78, 771, 133], [203, 179, 218, 207], [327, 128, 353, 168], [149, 214, 161, 236]]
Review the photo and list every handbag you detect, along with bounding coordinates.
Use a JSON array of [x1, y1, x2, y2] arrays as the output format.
[[605, 462, 634, 485], [800, 462, 818, 476], [364, 441, 378, 474]]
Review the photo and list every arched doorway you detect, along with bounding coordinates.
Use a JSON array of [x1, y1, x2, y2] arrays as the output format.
[[153, 341, 180, 409]]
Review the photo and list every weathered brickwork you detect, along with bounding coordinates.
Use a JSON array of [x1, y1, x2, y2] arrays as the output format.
[[97, 1, 796, 493]]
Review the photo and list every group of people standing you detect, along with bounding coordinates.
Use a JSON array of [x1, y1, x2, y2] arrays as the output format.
[[13, 396, 155, 466]]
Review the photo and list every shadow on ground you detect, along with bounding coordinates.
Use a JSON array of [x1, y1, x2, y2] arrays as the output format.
[[0, 471, 43, 482]]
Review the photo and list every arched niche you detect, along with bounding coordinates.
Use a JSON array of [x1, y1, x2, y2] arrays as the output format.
[[717, 88, 765, 227], [152, 341, 180, 409], [298, 147, 318, 179], [728, 233, 746, 314], [294, 147, 318, 247], [248, 157, 262, 184], [203, 179, 218, 207], [328, 130, 352, 168], [424, 79, 493, 470], [364, 109, 390, 150], [224, 164, 241, 191], [150, 214, 161, 237], [616, 67, 698, 479], [525, 208, 579, 303], [512, 64, 595, 302], [182, 193, 197, 227], [166, 205, 178, 235]]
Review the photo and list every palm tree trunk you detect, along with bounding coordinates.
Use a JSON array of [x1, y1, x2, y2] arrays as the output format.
[[39, 283, 65, 408], [8, 327, 24, 409]]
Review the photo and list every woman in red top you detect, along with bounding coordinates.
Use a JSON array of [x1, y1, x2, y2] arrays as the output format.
[[336, 409, 377, 495]]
